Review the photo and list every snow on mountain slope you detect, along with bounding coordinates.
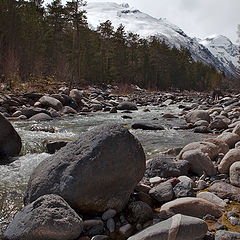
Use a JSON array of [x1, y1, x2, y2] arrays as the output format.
[[199, 35, 239, 77], [84, 2, 239, 78]]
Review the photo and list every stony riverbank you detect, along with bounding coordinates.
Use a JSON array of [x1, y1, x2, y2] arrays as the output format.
[[1, 87, 240, 240]]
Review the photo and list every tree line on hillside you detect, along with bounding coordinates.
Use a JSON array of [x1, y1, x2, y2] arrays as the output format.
[[0, 0, 227, 92]]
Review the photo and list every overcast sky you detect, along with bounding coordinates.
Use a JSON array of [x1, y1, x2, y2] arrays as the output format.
[[46, 0, 240, 43]]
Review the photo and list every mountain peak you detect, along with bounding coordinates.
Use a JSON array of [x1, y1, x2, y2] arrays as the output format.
[[85, 1, 239, 78]]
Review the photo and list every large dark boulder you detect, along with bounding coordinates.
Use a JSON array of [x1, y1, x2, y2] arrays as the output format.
[[21, 107, 49, 119], [132, 122, 164, 130], [117, 101, 138, 111], [24, 124, 146, 214], [145, 156, 189, 178], [0, 113, 22, 160], [4, 194, 83, 240]]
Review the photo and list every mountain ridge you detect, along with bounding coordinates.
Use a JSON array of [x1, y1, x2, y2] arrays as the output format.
[[84, 2, 239, 78]]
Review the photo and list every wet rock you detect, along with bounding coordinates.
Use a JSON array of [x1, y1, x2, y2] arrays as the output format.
[[209, 181, 240, 202], [127, 201, 153, 224], [162, 113, 177, 118], [218, 148, 240, 174], [217, 132, 240, 148], [128, 214, 208, 240], [12, 110, 22, 117], [30, 126, 55, 133], [149, 181, 174, 203], [62, 106, 77, 115], [159, 197, 222, 219], [109, 107, 117, 113], [24, 124, 146, 214], [117, 101, 138, 111], [194, 126, 212, 133], [196, 192, 227, 208], [46, 140, 70, 154], [29, 113, 52, 121], [0, 113, 22, 160], [145, 157, 189, 178], [122, 115, 132, 119], [178, 141, 219, 160], [131, 122, 164, 130], [182, 149, 216, 176], [215, 230, 240, 240], [21, 107, 49, 118], [4, 194, 83, 240], [185, 110, 210, 124], [230, 161, 240, 187], [39, 96, 63, 111]]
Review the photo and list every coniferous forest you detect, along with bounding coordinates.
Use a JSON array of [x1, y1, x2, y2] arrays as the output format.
[[0, 0, 227, 92]]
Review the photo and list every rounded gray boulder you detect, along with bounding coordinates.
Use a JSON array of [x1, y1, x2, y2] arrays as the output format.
[[24, 124, 146, 214], [4, 194, 83, 240], [128, 214, 208, 240], [0, 113, 22, 160]]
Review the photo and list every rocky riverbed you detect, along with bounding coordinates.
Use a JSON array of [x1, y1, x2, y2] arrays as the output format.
[[1, 86, 240, 240]]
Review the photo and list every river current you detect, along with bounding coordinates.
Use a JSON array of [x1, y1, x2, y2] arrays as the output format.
[[0, 104, 209, 236]]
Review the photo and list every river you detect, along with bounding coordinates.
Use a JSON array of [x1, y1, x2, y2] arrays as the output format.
[[0, 104, 209, 236]]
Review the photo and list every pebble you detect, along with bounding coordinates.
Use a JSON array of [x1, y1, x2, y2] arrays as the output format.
[[149, 176, 162, 184], [106, 218, 115, 233], [102, 209, 117, 221]]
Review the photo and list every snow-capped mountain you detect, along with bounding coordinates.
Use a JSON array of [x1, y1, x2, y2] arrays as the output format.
[[84, 2, 239, 78], [199, 35, 239, 77]]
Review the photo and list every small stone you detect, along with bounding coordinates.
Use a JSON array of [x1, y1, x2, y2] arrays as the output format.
[[203, 214, 215, 221], [227, 211, 238, 218], [106, 218, 115, 233], [85, 225, 105, 238], [149, 176, 162, 184], [229, 216, 239, 226], [134, 184, 151, 194], [215, 230, 240, 240], [128, 201, 153, 224], [196, 180, 208, 190], [197, 192, 227, 208], [149, 181, 174, 203], [102, 209, 117, 221], [119, 224, 134, 238], [173, 181, 195, 198], [83, 220, 104, 232]]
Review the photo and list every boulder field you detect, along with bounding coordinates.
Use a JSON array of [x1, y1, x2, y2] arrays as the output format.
[[3, 88, 240, 239]]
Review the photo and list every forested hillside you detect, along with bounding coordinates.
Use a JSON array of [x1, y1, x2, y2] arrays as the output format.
[[0, 0, 226, 91]]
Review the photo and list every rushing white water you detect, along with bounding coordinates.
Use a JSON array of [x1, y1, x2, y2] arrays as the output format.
[[0, 105, 209, 236]]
